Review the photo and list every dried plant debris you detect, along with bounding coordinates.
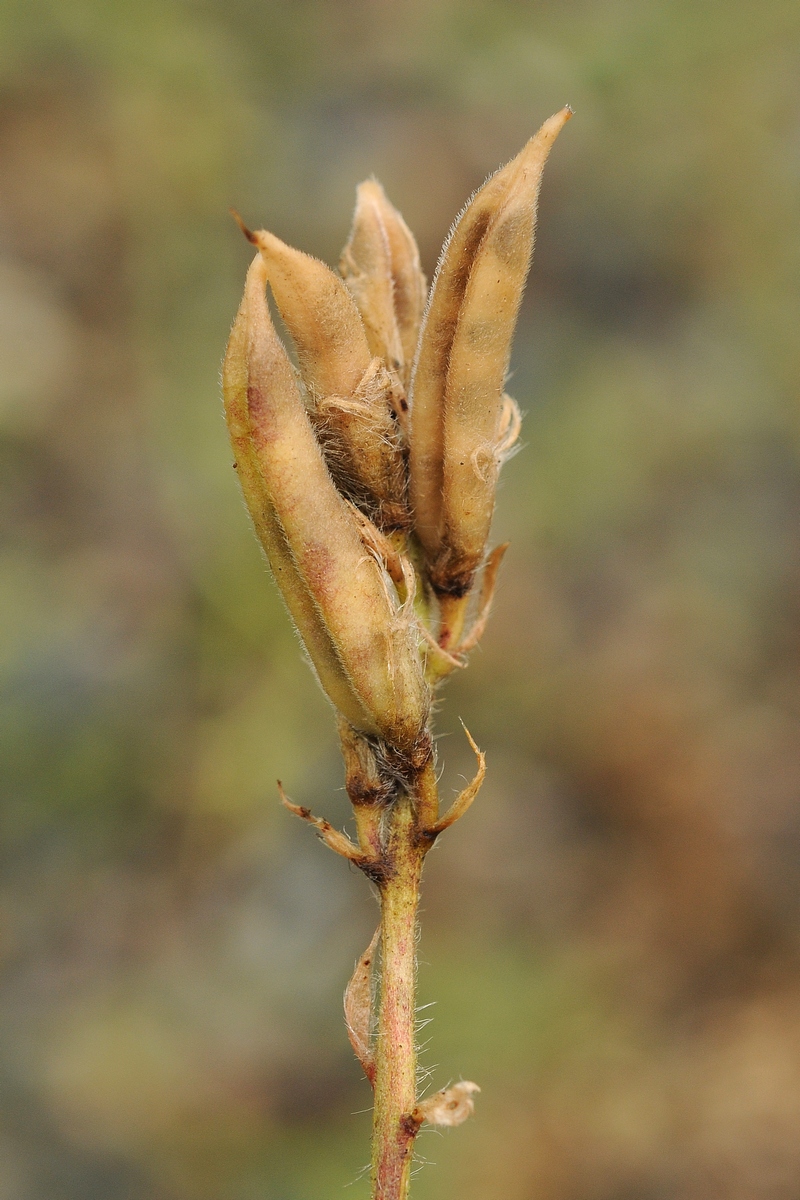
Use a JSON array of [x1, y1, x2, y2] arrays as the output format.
[[344, 927, 381, 1084], [413, 1081, 481, 1128]]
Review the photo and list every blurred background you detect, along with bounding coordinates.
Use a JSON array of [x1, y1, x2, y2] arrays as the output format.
[[2, 0, 800, 1196]]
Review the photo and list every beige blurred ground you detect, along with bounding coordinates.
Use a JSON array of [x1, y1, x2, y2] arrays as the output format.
[[2, 1, 800, 1197]]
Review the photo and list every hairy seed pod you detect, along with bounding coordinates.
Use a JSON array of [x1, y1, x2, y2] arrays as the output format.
[[409, 107, 572, 595], [251, 227, 410, 528], [223, 254, 429, 755], [340, 179, 427, 390], [252, 228, 372, 397], [224, 258, 376, 734]]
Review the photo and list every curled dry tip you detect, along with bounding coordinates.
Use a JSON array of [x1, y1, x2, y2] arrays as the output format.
[[230, 208, 258, 244]]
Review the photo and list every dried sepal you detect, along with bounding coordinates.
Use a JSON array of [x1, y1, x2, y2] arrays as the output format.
[[456, 542, 509, 655], [419, 619, 465, 684], [409, 106, 572, 596], [412, 1081, 480, 1127], [344, 925, 380, 1085], [348, 503, 408, 590], [224, 254, 429, 756], [423, 724, 485, 839], [278, 782, 365, 863], [340, 179, 427, 391], [427, 540, 509, 677]]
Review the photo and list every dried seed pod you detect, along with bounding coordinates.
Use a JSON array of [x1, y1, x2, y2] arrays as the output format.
[[224, 257, 376, 735], [249, 226, 409, 528], [409, 107, 572, 596], [223, 254, 429, 755], [251, 227, 371, 398], [340, 179, 427, 389]]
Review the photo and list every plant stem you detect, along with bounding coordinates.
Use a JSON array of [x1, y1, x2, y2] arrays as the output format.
[[371, 793, 425, 1200]]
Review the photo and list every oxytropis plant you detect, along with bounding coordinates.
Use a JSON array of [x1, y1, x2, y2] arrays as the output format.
[[222, 107, 570, 1200]]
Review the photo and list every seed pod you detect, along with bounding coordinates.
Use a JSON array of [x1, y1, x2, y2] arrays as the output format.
[[251, 227, 371, 398], [409, 107, 572, 595], [250, 227, 409, 528], [224, 258, 374, 734], [223, 254, 429, 755], [340, 179, 427, 390]]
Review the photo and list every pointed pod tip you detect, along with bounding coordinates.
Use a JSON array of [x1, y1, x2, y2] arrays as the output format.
[[515, 105, 573, 170], [230, 208, 258, 244], [248, 226, 310, 270], [539, 104, 574, 141], [355, 177, 385, 201]]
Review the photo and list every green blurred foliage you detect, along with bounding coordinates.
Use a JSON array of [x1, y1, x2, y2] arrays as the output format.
[[2, 1, 800, 1197]]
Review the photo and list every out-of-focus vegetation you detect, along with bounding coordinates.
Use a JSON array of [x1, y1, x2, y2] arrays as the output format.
[[2, 1, 800, 1196]]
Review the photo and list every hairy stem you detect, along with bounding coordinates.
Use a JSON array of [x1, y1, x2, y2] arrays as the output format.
[[371, 793, 425, 1200]]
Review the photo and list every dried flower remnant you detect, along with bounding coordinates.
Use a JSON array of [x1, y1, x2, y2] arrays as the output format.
[[223, 107, 570, 1200], [413, 1081, 482, 1128]]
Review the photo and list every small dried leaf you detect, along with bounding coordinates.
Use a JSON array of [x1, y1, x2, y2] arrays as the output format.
[[414, 1081, 480, 1127], [344, 926, 381, 1084]]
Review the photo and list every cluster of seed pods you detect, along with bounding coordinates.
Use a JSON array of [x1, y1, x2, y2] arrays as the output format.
[[223, 107, 571, 777]]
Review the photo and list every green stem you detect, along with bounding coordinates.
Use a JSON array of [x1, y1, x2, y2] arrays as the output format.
[[371, 794, 425, 1200]]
